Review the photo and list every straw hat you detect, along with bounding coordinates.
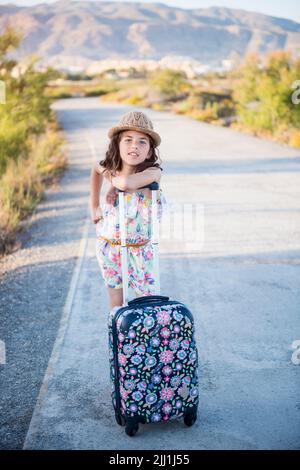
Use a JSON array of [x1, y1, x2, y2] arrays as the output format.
[[108, 111, 161, 147]]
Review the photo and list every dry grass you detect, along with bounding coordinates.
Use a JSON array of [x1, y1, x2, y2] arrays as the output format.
[[289, 130, 300, 148], [0, 126, 67, 256]]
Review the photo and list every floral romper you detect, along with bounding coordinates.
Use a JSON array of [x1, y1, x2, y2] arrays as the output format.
[[95, 189, 167, 296]]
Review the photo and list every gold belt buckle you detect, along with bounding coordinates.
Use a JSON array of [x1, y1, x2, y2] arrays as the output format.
[[98, 236, 149, 247]]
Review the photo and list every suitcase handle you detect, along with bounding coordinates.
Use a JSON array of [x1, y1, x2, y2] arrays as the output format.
[[116, 181, 159, 192], [128, 295, 169, 306], [117, 181, 161, 306]]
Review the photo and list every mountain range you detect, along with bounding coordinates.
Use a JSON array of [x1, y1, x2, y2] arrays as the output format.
[[0, 0, 299, 68]]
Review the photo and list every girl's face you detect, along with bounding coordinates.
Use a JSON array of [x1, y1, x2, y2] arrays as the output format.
[[119, 130, 150, 168]]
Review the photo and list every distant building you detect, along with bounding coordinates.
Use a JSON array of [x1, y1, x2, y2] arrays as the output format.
[[32, 55, 218, 78], [84, 56, 212, 78]]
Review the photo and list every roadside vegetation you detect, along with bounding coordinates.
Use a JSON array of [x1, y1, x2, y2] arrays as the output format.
[[0, 25, 67, 256], [1, 22, 299, 256], [48, 50, 300, 149]]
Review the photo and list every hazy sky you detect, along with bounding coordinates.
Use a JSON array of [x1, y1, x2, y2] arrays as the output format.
[[0, 0, 300, 23]]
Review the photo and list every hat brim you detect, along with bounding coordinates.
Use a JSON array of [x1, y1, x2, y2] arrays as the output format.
[[108, 125, 161, 147]]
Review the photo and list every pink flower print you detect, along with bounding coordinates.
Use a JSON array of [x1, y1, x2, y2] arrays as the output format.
[[162, 403, 172, 415], [160, 327, 171, 339], [110, 251, 120, 264], [157, 311, 171, 326], [128, 330, 136, 339], [124, 380, 136, 390], [183, 375, 191, 385], [162, 365, 172, 376], [137, 381, 147, 391], [118, 333, 125, 342], [129, 367, 138, 376], [181, 339, 190, 350], [118, 353, 127, 366], [169, 339, 179, 350], [159, 350, 174, 364], [123, 344, 134, 356], [146, 250, 153, 260], [120, 385, 129, 400], [160, 387, 173, 401], [171, 376, 181, 388], [106, 267, 117, 277]]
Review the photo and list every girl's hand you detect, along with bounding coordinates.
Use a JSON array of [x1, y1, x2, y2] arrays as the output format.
[[92, 205, 103, 224], [105, 184, 118, 205]]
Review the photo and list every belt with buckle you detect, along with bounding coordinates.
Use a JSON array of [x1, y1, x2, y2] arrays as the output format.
[[98, 236, 150, 247]]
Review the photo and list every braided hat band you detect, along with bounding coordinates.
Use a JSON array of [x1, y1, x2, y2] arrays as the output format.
[[108, 111, 161, 147]]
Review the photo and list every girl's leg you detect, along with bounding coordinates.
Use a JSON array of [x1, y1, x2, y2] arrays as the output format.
[[107, 287, 123, 310]]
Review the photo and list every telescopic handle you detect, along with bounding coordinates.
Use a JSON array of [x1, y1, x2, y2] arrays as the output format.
[[128, 295, 169, 306], [117, 181, 160, 306], [116, 181, 159, 192]]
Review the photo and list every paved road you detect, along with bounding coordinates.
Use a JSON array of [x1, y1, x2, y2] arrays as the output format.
[[1, 97, 300, 450]]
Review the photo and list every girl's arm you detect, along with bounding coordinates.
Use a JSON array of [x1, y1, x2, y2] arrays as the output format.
[[111, 167, 162, 191], [90, 162, 106, 223]]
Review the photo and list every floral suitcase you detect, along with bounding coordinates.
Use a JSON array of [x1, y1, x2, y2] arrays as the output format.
[[108, 182, 199, 436]]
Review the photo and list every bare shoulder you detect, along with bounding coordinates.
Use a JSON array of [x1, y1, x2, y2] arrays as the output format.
[[94, 162, 109, 177]]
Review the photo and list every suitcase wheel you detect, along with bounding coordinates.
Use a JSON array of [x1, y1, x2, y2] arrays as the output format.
[[184, 405, 198, 427], [125, 423, 139, 437], [115, 413, 126, 426], [125, 417, 139, 437]]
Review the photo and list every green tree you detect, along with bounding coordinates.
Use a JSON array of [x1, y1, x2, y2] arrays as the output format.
[[233, 53, 261, 129], [0, 24, 22, 75], [233, 50, 300, 133], [0, 24, 58, 174], [149, 68, 189, 98]]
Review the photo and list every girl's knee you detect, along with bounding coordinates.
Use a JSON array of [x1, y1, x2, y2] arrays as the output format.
[[108, 287, 123, 309]]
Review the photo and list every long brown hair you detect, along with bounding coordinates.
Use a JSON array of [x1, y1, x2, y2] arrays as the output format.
[[99, 131, 163, 177]]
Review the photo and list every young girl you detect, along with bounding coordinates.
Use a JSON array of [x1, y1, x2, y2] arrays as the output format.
[[90, 111, 167, 310]]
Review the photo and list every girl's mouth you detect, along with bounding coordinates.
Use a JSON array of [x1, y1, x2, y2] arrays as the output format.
[[128, 152, 139, 157]]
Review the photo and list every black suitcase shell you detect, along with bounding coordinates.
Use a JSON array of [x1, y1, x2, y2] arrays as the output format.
[[108, 295, 199, 435]]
